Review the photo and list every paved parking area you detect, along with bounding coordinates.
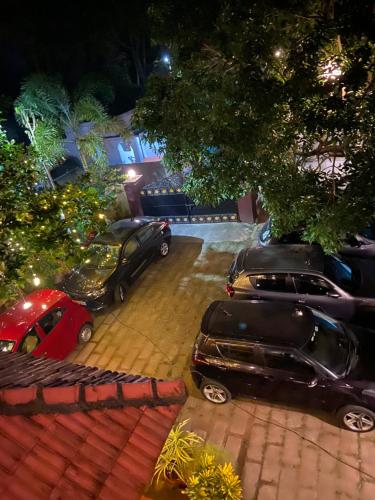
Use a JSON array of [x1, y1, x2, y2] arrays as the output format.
[[68, 222, 375, 500]]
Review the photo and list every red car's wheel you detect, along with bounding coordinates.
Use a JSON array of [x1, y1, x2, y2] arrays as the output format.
[[78, 323, 93, 344]]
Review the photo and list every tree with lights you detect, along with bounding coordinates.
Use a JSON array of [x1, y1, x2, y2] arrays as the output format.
[[135, 0, 375, 251], [0, 124, 108, 305]]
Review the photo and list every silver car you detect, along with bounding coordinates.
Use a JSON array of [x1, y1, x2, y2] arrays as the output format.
[[227, 245, 375, 324]]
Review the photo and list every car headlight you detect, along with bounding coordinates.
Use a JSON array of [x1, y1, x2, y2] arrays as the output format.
[[0, 340, 15, 352], [88, 287, 107, 299]]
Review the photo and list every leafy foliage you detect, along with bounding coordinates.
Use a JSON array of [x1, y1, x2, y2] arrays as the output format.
[[135, 0, 375, 251], [184, 452, 242, 500], [0, 125, 107, 304], [153, 420, 203, 484], [15, 74, 130, 178]]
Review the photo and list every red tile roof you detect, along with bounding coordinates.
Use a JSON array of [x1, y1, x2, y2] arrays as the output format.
[[0, 354, 186, 499]]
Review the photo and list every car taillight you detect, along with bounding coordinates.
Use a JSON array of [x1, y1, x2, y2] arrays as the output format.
[[226, 283, 234, 297], [160, 221, 169, 231]]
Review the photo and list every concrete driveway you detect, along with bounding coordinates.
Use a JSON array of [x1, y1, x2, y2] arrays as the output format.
[[68, 222, 375, 500]]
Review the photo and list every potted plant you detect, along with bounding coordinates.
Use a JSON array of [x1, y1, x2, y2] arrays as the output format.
[[153, 420, 204, 487], [183, 452, 243, 500]]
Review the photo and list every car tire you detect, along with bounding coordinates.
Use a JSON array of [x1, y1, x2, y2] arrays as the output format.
[[114, 283, 127, 304], [200, 379, 232, 404], [78, 323, 93, 344], [337, 405, 375, 432], [159, 240, 169, 257]]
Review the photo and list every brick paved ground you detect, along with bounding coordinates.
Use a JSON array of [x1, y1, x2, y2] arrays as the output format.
[[68, 222, 375, 500]]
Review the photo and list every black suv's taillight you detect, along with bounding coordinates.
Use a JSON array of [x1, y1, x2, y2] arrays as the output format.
[[226, 283, 234, 297]]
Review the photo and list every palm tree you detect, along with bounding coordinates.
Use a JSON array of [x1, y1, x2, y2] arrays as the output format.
[[15, 74, 130, 185]]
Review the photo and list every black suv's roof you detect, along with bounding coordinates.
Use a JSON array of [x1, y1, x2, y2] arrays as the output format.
[[237, 244, 324, 273], [201, 300, 314, 348], [93, 218, 150, 245]]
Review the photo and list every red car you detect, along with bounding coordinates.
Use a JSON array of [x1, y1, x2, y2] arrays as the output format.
[[0, 289, 93, 360]]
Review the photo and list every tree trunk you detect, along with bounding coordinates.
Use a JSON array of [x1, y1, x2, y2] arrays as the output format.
[[43, 165, 56, 189]]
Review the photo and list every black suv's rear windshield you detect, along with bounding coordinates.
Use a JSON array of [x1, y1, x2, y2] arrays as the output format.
[[302, 313, 349, 376]]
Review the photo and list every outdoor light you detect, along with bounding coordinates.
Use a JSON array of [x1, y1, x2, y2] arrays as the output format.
[[163, 55, 170, 64], [98, 213, 105, 220], [23, 302, 32, 310], [274, 49, 282, 58], [127, 169, 136, 179], [33, 276, 41, 287], [320, 59, 343, 82]]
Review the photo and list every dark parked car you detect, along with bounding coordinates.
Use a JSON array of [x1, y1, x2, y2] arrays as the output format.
[[59, 218, 171, 310], [191, 299, 375, 431], [258, 218, 375, 259], [227, 245, 375, 324]]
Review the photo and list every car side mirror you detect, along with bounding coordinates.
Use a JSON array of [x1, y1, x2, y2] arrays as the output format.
[[308, 376, 319, 388], [327, 291, 340, 298]]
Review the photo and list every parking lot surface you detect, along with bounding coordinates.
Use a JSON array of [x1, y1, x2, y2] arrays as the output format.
[[68, 222, 375, 499]]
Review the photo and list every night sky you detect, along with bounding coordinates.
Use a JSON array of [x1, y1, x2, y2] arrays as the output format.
[[0, 1, 154, 117]]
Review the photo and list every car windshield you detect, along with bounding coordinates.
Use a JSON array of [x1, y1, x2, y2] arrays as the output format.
[[83, 243, 120, 269], [302, 313, 350, 376], [324, 255, 359, 293]]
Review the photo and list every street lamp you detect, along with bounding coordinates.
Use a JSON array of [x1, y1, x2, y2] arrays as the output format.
[[127, 169, 137, 179]]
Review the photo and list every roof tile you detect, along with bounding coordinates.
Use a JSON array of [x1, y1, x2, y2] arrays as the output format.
[[40, 422, 84, 459], [0, 434, 25, 461], [23, 453, 62, 486], [32, 444, 67, 472], [122, 380, 153, 400], [5, 472, 49, 500], [85, 432, 120, 459], [43, 385, 80, 405], [91, 419, 133, 449], [55, 413, 92, 438], [99, 480, 141, 500], [0, 387, 37, 406], [0, 415, 41, 450], [51, 477, 96, 500], [77, 443, 115, 473], [156, 379, 186, 399], [64, 463, 102, 495], [0, 354, 187, 500], [85, 383, 117, 403], [103, 406, 143, 429], [0, 447, 18, 473]]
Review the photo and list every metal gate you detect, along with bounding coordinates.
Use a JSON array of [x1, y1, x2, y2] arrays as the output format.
[[140, 184, 238, 223]]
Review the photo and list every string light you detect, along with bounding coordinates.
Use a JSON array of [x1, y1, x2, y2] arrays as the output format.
[[33, 276, 41, 287]]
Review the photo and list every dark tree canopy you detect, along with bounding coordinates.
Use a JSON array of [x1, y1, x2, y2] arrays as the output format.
[[135, 0, 375, 251], [0, 1, 155, 113]]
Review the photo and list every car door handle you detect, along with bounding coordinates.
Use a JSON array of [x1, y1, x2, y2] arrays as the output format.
[[251, 295, 261, 300], [264, 375, 275, 381], [217, 365, 227, 371], [297, 299, 305, 304]]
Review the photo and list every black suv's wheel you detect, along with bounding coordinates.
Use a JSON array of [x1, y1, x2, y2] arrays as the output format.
[[337, 405, 375, 432], [78, 323, 93, 344], [159, 240, 169, 257], [200, 379, 232, 404], [114, 283, 127, 304]]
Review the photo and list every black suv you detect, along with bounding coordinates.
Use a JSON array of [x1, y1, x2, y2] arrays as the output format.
[[227, 244, 375, 324], [191, 300, 375, 431], [59, 218, 171, 310]]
